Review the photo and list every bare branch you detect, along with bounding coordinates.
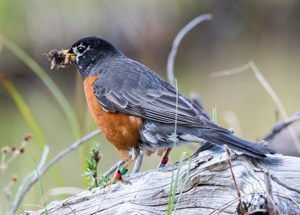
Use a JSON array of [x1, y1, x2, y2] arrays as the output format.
[[211, 61, 300, 152], [248, 61, 288, 120], [12, 130, 100, 214], [12, 145, 49, 214], [264, 170, 279, 215], [210, 63, 250, 78], [225, 146, 246, 215], [167, 13, 213, 86], [263, 110, 300, 142]]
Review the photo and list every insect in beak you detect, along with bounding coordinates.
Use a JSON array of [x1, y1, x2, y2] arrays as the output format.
[[46, 49, 77, 69]]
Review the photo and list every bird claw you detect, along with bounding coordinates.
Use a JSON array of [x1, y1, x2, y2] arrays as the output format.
[[157, 156, 169, 169], [102, 177, 131, 189], [102, 167, 131, 188], [157, 162, 167, 169], [118, 178, 131, 185]]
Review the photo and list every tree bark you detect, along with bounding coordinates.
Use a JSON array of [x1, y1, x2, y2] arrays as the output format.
[[25, 144, 300, 215]]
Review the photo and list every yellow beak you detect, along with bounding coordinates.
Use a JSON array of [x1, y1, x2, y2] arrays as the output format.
[[62, 50, 77, 62]]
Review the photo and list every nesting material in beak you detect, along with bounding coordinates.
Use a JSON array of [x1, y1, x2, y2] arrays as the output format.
[[46, 49, 76, 69]]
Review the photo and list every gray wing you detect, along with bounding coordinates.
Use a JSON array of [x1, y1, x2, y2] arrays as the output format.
[[94, 58, 225, 130]]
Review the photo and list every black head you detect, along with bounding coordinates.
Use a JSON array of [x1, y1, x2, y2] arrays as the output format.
[[68, 36, 123, 79]]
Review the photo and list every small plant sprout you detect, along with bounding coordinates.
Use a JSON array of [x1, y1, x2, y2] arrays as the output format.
[[83, 142, 110, 190]]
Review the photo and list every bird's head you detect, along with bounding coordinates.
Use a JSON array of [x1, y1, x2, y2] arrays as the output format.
[[67, 36, 123, 78]]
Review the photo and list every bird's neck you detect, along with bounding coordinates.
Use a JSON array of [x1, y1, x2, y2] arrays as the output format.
[[78, 52, 124, 80]]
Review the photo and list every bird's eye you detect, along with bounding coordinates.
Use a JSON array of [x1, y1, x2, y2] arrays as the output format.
[[77, 46, 85, 54]]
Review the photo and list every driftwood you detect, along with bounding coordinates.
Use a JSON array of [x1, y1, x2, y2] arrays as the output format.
[[25, 144, 300, 215]]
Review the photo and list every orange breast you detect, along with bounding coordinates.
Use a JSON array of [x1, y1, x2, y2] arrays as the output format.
[[83, 76, 143, 160]]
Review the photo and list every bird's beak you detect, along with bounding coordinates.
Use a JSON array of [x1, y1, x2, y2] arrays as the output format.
[[63, 49, 76, 62]]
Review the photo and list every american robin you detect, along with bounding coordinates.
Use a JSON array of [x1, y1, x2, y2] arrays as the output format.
[[56, 36, 275, 183]]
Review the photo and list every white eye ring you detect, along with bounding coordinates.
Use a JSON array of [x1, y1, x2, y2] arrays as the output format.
[[77, 46, 85, 54]]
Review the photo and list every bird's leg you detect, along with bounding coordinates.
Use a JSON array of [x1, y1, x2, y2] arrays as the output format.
[[109, 165, 130, 185], [108, 147, 139, 186], [158, 148, 172, 168], [132, 151, 144, 173]]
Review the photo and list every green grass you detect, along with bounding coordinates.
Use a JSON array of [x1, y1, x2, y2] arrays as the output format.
[[212, 103, 217, 123], [0, 76, 45, 148], [167, 79, 192, 214], [167, 78, 179, 215], [0, 33, 81, 139], [172, 152, 192, 213], [0, 34, 90, 208], [0, 34, 91, 185], [33, 159, 48, 215]]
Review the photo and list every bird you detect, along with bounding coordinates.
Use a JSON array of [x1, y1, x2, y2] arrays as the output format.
[[58, 36, 276, 183]]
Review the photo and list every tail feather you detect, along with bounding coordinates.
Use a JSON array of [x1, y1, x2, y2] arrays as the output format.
[[207, 131, 276, 159]]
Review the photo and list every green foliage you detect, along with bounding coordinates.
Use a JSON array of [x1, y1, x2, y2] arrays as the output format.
[[0, 76, 45, 148], [212, 103, 217, 123], [0, 33, 81, 139], [167, 156, 192, 214], [173, 152, 192, 213], [83, 142, 110, 190]]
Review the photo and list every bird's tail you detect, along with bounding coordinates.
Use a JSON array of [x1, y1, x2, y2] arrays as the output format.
[[202, 131, 276, 159]]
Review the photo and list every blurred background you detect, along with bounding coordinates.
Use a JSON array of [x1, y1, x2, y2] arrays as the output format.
[[1, 0, 300, 213]]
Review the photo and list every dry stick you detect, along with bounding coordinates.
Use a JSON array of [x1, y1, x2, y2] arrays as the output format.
[[209, 188, 261, 215], [249, 61, 300, 152], [249, 61, 287, 119], [225, 146, 246, 214], [273, 192, 300, 209], [263, 110, 300, 142], [211, 188, 299, 215], [211, 189, 298, 215], [12, 129, 100, 214], [167, 13, 213, 86], [211, 61, 300, 152], [264, 171, 279, 215], [209, 63, 251, 78], [12, 145, 49, 214]]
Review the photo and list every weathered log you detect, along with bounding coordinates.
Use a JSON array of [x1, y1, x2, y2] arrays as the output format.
[[25, 144, 300, 215]]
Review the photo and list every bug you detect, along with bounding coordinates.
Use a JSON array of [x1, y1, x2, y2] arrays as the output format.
[[46, 49, 76, 69]]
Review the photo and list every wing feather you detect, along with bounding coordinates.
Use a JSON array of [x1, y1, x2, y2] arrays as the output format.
[[93, 58, 225, 130]]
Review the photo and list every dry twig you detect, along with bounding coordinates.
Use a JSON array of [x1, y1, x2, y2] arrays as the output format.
[[167, 13, 213, 86], [263, 110, 300, 142], [225, 146, 246, 215], [211, 61, 300, 152], [264, 171, 279, 215], [12, 130, 100, 214]]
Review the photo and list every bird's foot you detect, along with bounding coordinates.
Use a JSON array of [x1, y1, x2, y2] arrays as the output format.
[[157, 156, 169, 169], [103, 167, 131, 188]]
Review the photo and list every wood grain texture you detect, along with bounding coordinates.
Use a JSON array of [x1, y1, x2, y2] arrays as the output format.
[[25, 146, 300, 215]]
